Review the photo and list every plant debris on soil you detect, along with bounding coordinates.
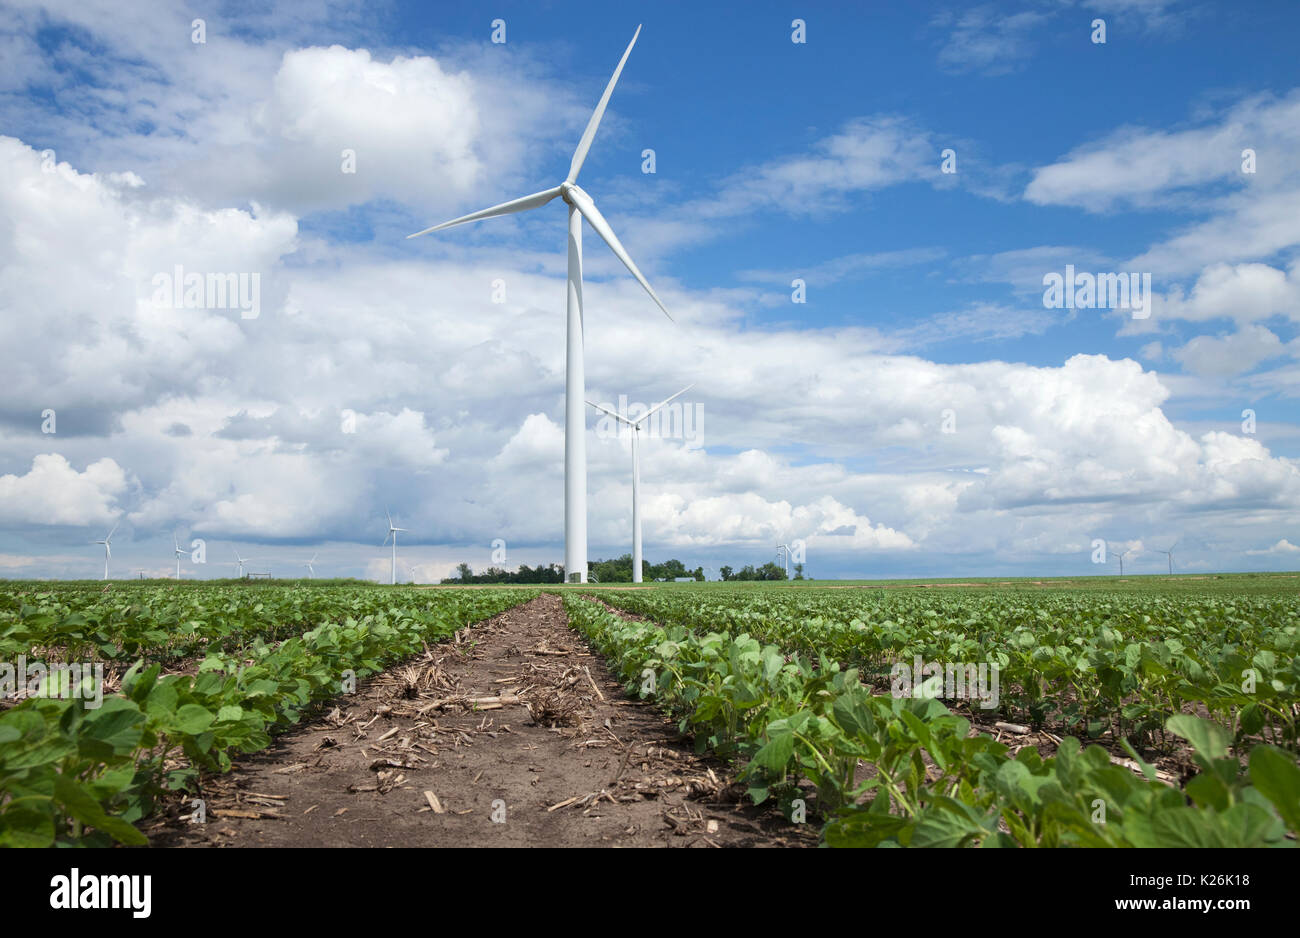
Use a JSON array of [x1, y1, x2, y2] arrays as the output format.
[[145, 594, 817, 848]]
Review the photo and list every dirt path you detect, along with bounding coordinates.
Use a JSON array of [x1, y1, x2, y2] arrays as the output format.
[[147, 594, 815, 848]]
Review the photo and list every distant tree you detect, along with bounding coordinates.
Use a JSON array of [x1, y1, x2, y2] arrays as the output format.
[[590, 554, 634, 583], [442, 561, 567, 584], [719, 565, 734, 581], [692, 566, 704, 581], [793, 563, 804, 580]]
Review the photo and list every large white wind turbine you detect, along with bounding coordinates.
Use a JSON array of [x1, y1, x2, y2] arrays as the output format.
[[173, 535, 186, 579], [94, 522, 118, 580], [303, 552, 318, 579], [383, 510, 407, 586], [586, 385, 693, 584], [408, 25, 672, 584], [232, 547, 250, 579]]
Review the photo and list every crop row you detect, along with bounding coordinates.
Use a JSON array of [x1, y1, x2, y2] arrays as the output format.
[[0, 584, 461, 666], [0, 587, 536, 846], [564, 595, 1299, 847], [588, 587, 1300, 753]]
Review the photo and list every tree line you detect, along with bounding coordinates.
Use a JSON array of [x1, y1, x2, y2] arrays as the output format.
[[442, 555, 806, 584]]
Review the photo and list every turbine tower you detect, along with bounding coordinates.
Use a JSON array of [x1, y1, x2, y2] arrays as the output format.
[[303, 552, 317, 579], [586, 384, 693, 583], [408, 25, 672, 583], [94, 522, 118, 580], [383, 510, 407, 586], [232, 547, 250, 579], [1115, 547, 1132, 576], [173, 535, 186, 579]]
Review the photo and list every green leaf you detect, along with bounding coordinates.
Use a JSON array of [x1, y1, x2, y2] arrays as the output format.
[[910, 799, 989, 848], [81, 697, 146, 755], [1249, 744, 1300, 833], [53, 775, 147, 846], [1119, 739, 1157, 781], [750, 725, 795, 773], [0, 796, 56, 848], [173, 703, 215, 735], [1239, 703, 1265, 736], [1166, 714, 1231, 762]]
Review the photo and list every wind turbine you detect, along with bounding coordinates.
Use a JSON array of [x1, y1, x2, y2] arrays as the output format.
[[1114, 546, 1132, 577], [303, 552, 317, 579], [1156, 540, 1178, 575], [586, 384, 693, 584], [94, 522, 118, 580], [173, 535, 186, 579], [776, 544, 793, 578], [383, 510, 407, 586], [408, 24, 672, 584], [232, 546, 250, 579]]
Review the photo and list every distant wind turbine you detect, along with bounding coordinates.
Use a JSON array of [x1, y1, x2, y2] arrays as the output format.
[[777, 544, 793, 577], [1156, 540, 1178, 575], [409, 25, 672, 584], [232, 547, 250, 579], [383, 510, 408, 586], [586, 384, 693, 583], [1114, 547, 1132, 577], [303, 552, 317, 578], [173, 535, 186, 579], [94, 522, 118, 580]]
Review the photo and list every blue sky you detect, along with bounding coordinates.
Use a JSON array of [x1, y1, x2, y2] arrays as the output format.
[[0, 0, 1297, 580]]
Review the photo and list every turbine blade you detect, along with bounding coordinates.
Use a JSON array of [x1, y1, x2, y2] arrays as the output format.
[[386, 508, 393, 528], [585, 399, 634, 425], [106, 522, 119, 541], [567, 25, 641, 184], [639, 383, 695, 424], [567, 188, 672, 321], [407, 186, 563, 239]]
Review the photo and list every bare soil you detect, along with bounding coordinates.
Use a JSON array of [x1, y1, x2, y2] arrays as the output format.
[[146, 594, 816, 848]]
